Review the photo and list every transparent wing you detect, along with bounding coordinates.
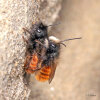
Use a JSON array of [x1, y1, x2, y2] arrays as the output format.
[[48, 61, 57, 84]]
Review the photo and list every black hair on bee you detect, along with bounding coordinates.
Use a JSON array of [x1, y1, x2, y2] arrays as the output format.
[[42, 36, 60, 66], [23, 22, 50, 84], [23, 22, 49, 55]]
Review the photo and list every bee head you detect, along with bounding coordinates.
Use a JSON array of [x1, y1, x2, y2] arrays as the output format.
[[34, 22, 48, 39], [48, 36, 60, 54]]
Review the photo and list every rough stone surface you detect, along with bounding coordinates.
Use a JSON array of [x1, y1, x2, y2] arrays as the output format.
[[0, 0, 62, 100], [29, 0, 100, 100]]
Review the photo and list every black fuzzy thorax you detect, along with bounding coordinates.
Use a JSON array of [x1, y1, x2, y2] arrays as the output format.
[[42, 40, 60, 66], [26, 22, 48, 55]]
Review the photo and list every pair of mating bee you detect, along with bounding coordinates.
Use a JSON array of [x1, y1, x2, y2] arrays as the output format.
[[23, 22, 81, 84]]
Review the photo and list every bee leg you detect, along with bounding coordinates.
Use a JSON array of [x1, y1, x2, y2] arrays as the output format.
[[35, 40, 43, 45], [30, 67, 41, 72], [35, 40, 46, 48], [22, 36, 28, 44], [23, 28, 32, 34]]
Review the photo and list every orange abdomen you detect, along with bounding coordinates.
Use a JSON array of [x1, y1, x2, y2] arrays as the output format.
[[26, 54, 38, 74], [35, 66, 51, 82]]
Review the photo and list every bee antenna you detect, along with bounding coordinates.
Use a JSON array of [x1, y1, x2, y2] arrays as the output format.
[[60, 37, 82, 43], [59, 43, 66, 47], [47, 22, 60, 27]]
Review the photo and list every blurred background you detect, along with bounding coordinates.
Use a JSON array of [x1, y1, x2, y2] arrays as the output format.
[[29, 0, 100, 100]]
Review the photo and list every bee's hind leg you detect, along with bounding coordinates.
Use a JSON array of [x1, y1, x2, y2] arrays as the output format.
[[22, 36, 28, 44], [23, 28, 32, 34]]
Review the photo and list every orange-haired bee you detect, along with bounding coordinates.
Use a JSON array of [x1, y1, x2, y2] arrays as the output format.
[[23, 22, 49, 74], [35, 36, 81, 83], [35, 36, 60, 83]]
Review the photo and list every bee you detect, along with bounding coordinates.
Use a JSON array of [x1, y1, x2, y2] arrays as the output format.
[[23, 22, 49, 74], [35, 36, 81, 83], [23, 21, 81, 84]]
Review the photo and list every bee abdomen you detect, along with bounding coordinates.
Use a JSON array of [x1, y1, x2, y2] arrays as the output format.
[[35, 66, 51, 82], [30, 54, 38, 68], [26, 54, 38, 73], [40, 72, 49, 76]]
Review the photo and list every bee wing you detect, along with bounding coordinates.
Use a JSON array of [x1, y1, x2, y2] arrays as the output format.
[[48, 61, 57, 84]]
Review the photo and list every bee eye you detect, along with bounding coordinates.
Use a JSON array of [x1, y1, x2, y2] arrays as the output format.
[[37, 29, 41, 33], [51, 44, 55, 48]]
